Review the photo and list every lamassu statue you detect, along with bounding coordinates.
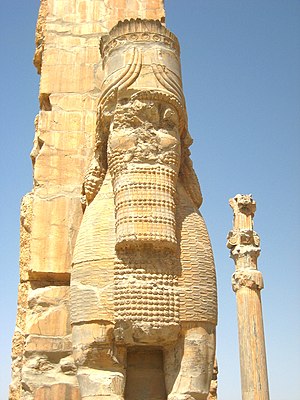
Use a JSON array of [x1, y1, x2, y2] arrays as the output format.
[[70, 19, 217, 400]]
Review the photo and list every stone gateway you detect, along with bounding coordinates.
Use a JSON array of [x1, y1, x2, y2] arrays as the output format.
[[10, 2, 217, 400]]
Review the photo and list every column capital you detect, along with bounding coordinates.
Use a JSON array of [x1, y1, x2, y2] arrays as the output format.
[[227, 198, 269, 396], [232, 269, 264, 292], [227, 194, 263, 277], [229, 194, 256, 218]]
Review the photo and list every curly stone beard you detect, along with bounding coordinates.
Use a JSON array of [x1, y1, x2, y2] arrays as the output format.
[[107, 98, 181, 252]]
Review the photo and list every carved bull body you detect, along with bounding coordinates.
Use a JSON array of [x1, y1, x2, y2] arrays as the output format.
[[70, 19, 217, 400]]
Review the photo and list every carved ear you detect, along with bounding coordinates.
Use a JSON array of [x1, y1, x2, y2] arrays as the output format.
[[179, 131, 203, 208]]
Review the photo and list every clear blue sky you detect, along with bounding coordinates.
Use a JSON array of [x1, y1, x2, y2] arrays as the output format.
[[1, 1, 299, 399]]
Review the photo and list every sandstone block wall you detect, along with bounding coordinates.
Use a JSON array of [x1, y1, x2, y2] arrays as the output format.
[[10, 2, 165, 399]]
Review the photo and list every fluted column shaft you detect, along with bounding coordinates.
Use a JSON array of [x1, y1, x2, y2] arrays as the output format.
[[227, 194, 269, 400]]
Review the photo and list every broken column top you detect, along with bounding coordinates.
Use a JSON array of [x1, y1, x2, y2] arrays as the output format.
[[229, 194, 256, 231], [227, 194, 261, 271]]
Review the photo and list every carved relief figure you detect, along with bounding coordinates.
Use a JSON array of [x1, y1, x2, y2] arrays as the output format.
[[70, 19, 217, 400]]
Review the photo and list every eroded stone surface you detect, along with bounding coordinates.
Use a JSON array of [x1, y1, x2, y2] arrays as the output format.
[[227, 194, 269, 400], [71, 18, 217, 400], [11, 2, 218, 400]]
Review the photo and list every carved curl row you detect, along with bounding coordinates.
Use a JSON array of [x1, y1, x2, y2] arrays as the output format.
[[100, 18, 180, 61]]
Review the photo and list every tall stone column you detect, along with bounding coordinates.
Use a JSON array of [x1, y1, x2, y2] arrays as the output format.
[[227, 194, 269, 400], [10, 2, 165, 400]]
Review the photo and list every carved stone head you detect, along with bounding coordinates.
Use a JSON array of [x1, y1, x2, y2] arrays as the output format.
[[97, 19, 191, 251]]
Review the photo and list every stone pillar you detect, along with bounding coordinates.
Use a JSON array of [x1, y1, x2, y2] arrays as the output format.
[[227, 194, 269, 400], [10, 2, 165, 400]]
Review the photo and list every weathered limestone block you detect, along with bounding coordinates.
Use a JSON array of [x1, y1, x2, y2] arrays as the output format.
[[19, 194, 33, 282], [10, 284, 74, 400], [21, 335, 75, 399], [17, 284, 75, 399], [42, 46, 100, 67], [25, 335, 72, 355], [10, 335, 25, 400], [34, 384, 80, 400], [21, 357, 79, 400], [41, 63, 97, 95], [10, 282, 32, 400], [77, 371, 125, 399], [26, 286, 70, 337], [15, 283, 30, 332], [33, 0, 47, 73], [29, 195, 82, 279], [33, 130, 88, 192], [48, 93, 99, 113], [106, 0, 165, 26], [45, 0, 164, 32]]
